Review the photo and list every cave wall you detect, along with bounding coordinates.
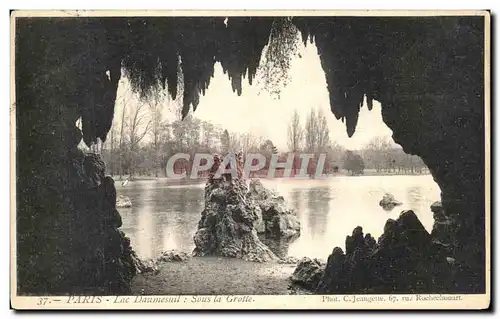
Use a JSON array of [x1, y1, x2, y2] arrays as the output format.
[[295, 16, 486, 293], [379, 23, 486, 292], [15, 18, 136, 295], [15, 15, 487, 294]]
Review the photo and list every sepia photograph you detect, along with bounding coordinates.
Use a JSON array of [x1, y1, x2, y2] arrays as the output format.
[[10, 9, 490, 310]]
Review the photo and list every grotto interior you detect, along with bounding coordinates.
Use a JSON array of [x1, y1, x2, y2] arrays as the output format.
[[15, 15, 486, 295]]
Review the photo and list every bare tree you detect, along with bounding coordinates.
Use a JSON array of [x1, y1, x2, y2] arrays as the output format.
[[304, 108, 318, 153], [304, 108, 330, 153], [228, 131, 240, 152], [201, 121, 218, 151], [363, 136, 394, 172], [287, 109, 303, 152], [220, 129, 230, 153], [316, 109, 330, 153], [126, 101, 152, 176], [149, 97, 163, 177], [116, 87, 131, 179], [239, 133, 259, 155], [107, 125, 117, 175]]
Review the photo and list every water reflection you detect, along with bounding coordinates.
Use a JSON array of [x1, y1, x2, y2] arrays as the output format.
[[306, 186, 330, 239], [407, 186, 423, 205], [117, 175, 439, 260], [117, 181, 204, 258], [135, 184, 154, 258]]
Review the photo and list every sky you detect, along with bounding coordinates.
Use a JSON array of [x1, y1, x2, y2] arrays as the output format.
[[192, 40, 394, 151], [113, 37, 395, 152]]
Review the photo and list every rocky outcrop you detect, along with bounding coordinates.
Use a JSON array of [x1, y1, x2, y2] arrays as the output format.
[[294, 18, 485, 292], [379, 193, 402, 210], [130, 249, 193, 276], [131, 250, 191, 275], [290, 257, 326, 290], [193, 154, 278, 262], [430, 201, 454, 255], [116, 195, 132, 208], [259, 237, 292, 259], [18, 152, 137, 295], [157, 250, 191, 262], [131, 255, 159, 274], [292, 211, 454, 294], [248, 179, 301, 239], [430, 201, 443, 214], [278, 256, 300, 264], [82, 157, 138, 294]]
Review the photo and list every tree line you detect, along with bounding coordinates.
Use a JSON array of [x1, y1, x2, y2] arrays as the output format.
[[78, 88, 428, 179]]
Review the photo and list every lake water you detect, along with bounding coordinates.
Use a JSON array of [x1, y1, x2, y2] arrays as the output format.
[[117, 175, 440, 260]]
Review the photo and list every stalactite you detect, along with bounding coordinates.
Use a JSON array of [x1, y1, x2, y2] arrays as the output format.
[[175, 18, 222, 116], [217, 17, 274, 95]]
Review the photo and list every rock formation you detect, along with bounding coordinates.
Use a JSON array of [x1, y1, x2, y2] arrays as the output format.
[[116, 195, 132, 208], [131, 249, 191, 275], [290, 257, 326, 290], [278, 256, 300, 264], [248, 179, 301, 239], [379, 193, 402, 210], [18, 151, 138, 295], [131, 255, 159, 274], [193, 153, 278, 262], [430, 201, 454, 255], [157, 250, 191, 262], [291, 211, 455, 294]]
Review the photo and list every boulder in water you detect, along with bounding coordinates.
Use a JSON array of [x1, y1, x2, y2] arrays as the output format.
[[116, 195, 132, 208], [379, 193, 402, 210]]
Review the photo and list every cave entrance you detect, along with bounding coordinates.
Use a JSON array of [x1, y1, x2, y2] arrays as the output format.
[[99, 35, 440, 262], [14, 15, 487, 296]]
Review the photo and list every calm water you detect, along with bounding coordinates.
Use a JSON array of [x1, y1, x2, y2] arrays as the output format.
[[117, 175, 440, 260]]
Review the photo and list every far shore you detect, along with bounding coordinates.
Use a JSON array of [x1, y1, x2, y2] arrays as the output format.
[[112, 169, 431, 184]]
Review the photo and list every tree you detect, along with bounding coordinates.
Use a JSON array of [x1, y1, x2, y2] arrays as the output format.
[[316, 109, 330, 153], [361, 136, 428, 174], [106, 125, 118, 175], [343, 150, 365, 175], [304, 109, 318, 153], [239, 133, 259, 155], [362, 136, 393, 172], [304, 108, 330, 153], [126, 101, 152, 177], [260, 139, 278, 154], [220, 129, 230, 153], [116, 86, 131, 179], [148, 97, 164, 177], [201, 121, 219, 152], [171, 114, 201, 152], [325, 141, 345, 172], [287, 109, 303, 152]]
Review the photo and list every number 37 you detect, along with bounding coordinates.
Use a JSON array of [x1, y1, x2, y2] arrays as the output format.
[[37, 297, 48, 306]]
